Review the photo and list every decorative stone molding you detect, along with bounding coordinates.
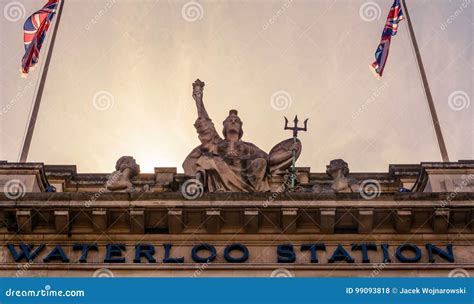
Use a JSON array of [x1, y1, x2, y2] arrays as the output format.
[[412, 161, 474, 192]]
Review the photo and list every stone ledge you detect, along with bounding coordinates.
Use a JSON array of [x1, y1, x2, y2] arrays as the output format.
[[2, 202, 472, 235], [1, 192, 473, 202], [0, 264, 472, 270]]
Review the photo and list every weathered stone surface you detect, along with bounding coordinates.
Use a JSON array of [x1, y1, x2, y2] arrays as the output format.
[[394, 210, 412, 233], [154, 167, 177, 189], [358, 209, 374, 233], [54, 210, 69, 234], [92, 210, 107, 232], [168, 209, 183, 234], [16, 210, 32, 233], [1, 161, 473, 277], [182, 79, 303, 193], [281, 208, 298, 233], [130, 210, 145, 233], [412, 161, 474, 192], [106, 156, 140, 192], [244, 209, 259, 233], [205, 209, 221, 233], [320, 209, 336, 233], [313, 159, 360, 193], [432, 209, 450, 233]]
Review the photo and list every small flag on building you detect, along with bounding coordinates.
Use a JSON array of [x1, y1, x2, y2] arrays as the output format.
[[370, 0, 404, 78], [21, 0, 60, 77]]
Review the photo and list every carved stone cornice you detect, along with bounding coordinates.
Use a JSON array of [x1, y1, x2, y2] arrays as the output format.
[[1, 193, 472, 235]]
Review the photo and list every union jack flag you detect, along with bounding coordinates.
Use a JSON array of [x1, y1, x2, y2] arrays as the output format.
[[370, 0, 404, 78], [21, 0, 60, 77]]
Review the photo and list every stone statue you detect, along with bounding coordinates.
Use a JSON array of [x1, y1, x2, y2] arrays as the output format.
[[106, 156, 140, 192], [313, 159, 359, 193], [183, 79, 302, 192], [268, 138, 302, 175]]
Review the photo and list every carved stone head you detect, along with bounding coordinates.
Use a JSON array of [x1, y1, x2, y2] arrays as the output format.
[[222, 109, 243, 139], [115, 156, 140, 178], [326, 159, 349, 179], [106, 156, 140, 192]]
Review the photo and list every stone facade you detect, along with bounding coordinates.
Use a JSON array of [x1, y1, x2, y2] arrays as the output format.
[[0, 160, 473, 277]]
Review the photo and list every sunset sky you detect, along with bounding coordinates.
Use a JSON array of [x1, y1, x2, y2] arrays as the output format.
[[1, 0, 472, 173]]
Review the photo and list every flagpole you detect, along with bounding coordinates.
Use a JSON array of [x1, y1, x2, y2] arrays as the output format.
[[401, 0, 450, 162], [19, 0, 65, 162]]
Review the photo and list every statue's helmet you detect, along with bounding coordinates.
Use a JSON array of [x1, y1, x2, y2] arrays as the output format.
[[222, 109, 243, 139]]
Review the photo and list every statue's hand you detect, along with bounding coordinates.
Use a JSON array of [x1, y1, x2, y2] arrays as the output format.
[[191, 79, 210, 120], [267, 138, 302, 174], [289, 142, 300, 152]]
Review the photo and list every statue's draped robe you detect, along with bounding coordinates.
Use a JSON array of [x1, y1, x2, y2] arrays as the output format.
[[183, 118, 270, 192]]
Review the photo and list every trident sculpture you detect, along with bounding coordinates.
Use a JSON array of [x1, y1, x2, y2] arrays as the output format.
[[284, 116, 308, 189]]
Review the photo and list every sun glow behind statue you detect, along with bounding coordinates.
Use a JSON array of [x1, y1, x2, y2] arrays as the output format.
[[0, 0, 471, 172]]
